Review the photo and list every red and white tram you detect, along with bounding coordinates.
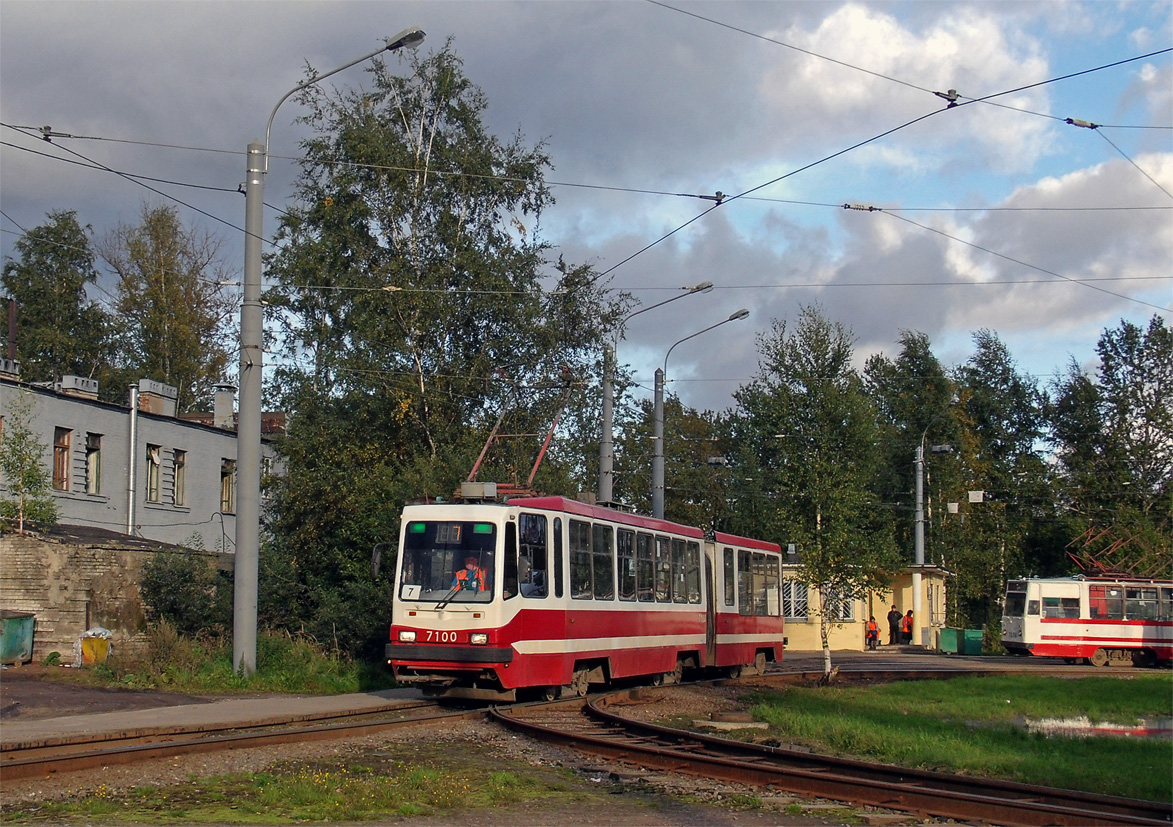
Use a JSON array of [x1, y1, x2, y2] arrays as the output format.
[[385, 495, 786, 700], [1001, 576, 1173, 667]]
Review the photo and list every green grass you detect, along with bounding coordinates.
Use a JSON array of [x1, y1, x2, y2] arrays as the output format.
[[747, 673, 1172, 802], [1, 754, 571, 824], [46, 624, 396, 695]]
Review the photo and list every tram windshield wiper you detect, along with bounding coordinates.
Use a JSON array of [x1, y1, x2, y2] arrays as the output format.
[[434, 585, 462, 610]]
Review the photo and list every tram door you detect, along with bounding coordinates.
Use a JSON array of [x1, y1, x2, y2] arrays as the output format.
[[704, 549, 716, 665]]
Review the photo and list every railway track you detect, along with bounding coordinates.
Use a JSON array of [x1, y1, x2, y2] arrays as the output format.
[[0, 701, 476, 782], [491, 690, 1172, 827]]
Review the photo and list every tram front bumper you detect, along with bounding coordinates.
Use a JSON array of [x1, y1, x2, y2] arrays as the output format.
[[384, 643, 514, 664]]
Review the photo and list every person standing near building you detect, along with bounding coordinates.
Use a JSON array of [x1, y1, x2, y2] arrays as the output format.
[[901, 610, 914, 645], [886, 605, 902, 645]]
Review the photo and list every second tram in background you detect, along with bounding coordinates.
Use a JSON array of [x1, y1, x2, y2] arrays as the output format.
[[1001, 576, 1173, 667], [385, 490, 787, 701]]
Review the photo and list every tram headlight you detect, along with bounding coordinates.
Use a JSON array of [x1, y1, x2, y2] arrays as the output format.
[[469, 633, 488, 645], [398, 631, 416, 642]]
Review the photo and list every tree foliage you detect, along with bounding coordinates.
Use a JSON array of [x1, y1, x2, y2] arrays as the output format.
[[732, 306, 899, 673], [260, 42, 624, 656], [140, 550, 230, 636], [98, 203, 236, 413], [1, 210, 113, 389]]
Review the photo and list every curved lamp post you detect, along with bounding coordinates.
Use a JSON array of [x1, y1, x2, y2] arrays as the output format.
[[652, 308, 749, 519], [599, 281, 713, 505], [235, 28, 425, 675], [912, 411, 953, 648]]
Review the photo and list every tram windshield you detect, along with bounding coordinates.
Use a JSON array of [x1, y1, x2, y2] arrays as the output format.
[[399, 520, 496, 604]]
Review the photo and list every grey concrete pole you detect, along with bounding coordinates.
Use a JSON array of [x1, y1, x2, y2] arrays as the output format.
[[652, 367, 665, 519], [913, 441, 924, 646], [599, 340, 614, 504], [233, 140, 265, 675]]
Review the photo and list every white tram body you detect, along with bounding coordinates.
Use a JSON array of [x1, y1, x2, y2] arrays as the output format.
[[385, 495, 786, 700], [1001, 577, 1173, 666]]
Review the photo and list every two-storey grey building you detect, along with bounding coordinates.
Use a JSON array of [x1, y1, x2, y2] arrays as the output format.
[[1, 367, 282, 552]]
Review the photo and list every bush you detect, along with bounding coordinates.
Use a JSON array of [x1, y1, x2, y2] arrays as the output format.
[[140, 551, 229, 635]]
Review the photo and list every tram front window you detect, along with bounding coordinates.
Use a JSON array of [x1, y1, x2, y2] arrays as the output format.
[[399, 521, 496, 603]]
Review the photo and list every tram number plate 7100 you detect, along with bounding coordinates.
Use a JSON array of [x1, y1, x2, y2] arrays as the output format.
[[424, 631, 461, 643]]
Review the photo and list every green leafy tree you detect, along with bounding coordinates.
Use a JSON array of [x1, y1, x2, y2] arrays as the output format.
[[951, 330, 1047, 634], [260, 42, 623, 656], [733, 305, 899, 676], [140, 550, 229, 635], [0, 388, 58, 534], [1048, 316, 1172, 577], [98, 203, 235, 413], [1, 210, 113, 387]]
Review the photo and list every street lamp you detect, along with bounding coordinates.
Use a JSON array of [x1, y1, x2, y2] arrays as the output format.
[[234, 28, 425, 675], [912, 412, 953, 648], [652, 308, 749, 519], [599, 281, 712, 505]]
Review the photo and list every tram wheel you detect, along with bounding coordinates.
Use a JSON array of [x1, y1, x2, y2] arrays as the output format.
[[750, 652, 767, 676], [1089, 648, 1110, 667], [1131, 649, 1157, 668], [565, 668, 590, 697], [541, 685, 559, 702]]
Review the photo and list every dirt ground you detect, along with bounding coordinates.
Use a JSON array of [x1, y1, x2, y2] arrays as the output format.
[[0, 670, 927, 826]]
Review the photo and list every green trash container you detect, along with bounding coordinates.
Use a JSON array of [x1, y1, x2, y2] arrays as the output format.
[[961, 629, 984, 655], [939, 627, 960, 654], [0, 610, 35, 665]]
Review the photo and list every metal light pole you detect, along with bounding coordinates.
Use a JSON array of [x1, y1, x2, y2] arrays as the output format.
[[234, 27, 425, 675], [913, 421, 953, 648], [599, 282, 712, 505], [652, 308, 749, 519]]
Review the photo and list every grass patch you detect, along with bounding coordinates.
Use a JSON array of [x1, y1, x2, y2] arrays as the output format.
[[42, 624, 396, 695], [1, 753, 570, 824], [747, 673, 1172, 802]]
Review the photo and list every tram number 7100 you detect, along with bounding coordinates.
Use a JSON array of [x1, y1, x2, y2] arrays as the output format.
[[425, 630, 460, 643]]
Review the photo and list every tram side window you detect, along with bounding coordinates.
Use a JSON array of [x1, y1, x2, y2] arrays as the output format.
[[671, 538, 687, 604], [1161, 588, 1173, 621], [1042, 596, 1079, 619], [723, 548, 735, 607], [519, 512, 548, 598], [503, 522, 519, 600], [685, 541, 701, 604], [738, 549, 753, 616], [1088, 585, 1123, 619], [553, 518, 564, 598], [593, 523, 615, 600], [617, 528, 636, 601], [753, 553, 770, 616], [655, 536, 672, 602], [1126, 587, 1159, 620], [570, 519, 593, 599], [764, 555, 781, 616], [636, 533, 654, 602], [1027, 600, 1040, 616]]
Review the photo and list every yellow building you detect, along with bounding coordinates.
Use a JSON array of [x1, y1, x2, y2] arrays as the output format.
[[781, 564, 948, 651]]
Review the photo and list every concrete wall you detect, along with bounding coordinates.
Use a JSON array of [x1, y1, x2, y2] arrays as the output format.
[[0, 531, 226, 663]]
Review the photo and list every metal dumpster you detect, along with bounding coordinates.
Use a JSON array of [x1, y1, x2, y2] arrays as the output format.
[[961, 629, 984, 655], [0, 610, 35, 665], [938, 627, 960, 654]]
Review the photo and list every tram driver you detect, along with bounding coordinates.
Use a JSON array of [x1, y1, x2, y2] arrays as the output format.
[[452, 556, 490, 592]]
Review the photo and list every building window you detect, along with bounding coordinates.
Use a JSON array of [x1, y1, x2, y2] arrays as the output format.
[[85, 433, 101, 495], [783, 580, 808, 620], [173, 450, 186, 506], [146, 444, 161, 503], [822, 587, 855, 622], [220, 459, 236, 513], [53, 428, 71, 490]]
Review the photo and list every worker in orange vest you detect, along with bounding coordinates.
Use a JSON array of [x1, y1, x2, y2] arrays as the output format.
[[901, 610, 914, 645], [865, 617, 879, 650], [452, 556, 489, 592]]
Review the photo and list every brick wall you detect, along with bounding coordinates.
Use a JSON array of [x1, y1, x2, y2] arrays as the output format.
[[0, 532, 225, 663]]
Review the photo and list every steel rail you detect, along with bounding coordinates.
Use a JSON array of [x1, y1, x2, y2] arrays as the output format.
[[490, 693, 1171, 827], [1, 703, 476, 782]]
